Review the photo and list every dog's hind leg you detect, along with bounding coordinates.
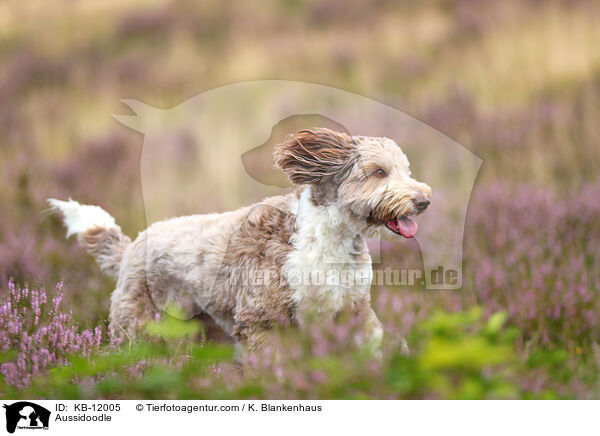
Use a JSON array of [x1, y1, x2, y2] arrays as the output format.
[[109, 275, 158, 341]]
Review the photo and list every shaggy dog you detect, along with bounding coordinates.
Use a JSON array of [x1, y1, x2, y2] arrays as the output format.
[[48, 128, 431, 352]]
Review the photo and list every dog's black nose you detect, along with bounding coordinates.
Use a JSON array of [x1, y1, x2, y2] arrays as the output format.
[[413, 195, 430, 211]]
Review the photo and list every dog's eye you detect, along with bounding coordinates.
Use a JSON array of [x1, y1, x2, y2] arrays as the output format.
[[374, 168, 387, 178]]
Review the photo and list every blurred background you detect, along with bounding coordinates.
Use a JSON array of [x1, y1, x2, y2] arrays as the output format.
[[1, 0, 600, 398]]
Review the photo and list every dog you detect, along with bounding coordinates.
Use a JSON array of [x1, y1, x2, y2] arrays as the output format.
[[48, 128, 431, 353]]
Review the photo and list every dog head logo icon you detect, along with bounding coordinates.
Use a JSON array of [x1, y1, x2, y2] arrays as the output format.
[[3, 402, 50, 433]]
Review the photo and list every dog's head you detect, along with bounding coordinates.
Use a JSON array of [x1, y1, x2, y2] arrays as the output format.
[[274, 128, 432, 239]]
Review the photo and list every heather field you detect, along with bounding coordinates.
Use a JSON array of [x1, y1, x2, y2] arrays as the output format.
[[1, 0, 600, 399]]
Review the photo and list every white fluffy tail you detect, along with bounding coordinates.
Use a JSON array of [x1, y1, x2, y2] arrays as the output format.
[[47, 198, 119, 238], [48, 198, 131, 278]]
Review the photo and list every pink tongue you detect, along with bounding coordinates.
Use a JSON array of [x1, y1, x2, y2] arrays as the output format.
[[387, 217, 418, 238]]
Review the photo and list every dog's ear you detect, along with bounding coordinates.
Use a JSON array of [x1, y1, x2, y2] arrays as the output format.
[[273, 128, 357, 185]]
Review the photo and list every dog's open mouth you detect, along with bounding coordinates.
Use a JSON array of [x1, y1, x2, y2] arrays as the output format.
[[368, 213, 418, 238], [384, 216, 418, 238]]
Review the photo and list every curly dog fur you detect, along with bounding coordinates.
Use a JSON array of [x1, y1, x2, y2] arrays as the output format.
[[48, 128, 431, 353]]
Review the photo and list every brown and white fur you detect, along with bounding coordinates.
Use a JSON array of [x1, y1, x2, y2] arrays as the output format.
[[48, 128, 431, 353]]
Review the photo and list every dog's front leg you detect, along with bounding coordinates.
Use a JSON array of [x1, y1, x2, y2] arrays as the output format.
[[354, 298, 384, 354], [232, 316, 276, 361]]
